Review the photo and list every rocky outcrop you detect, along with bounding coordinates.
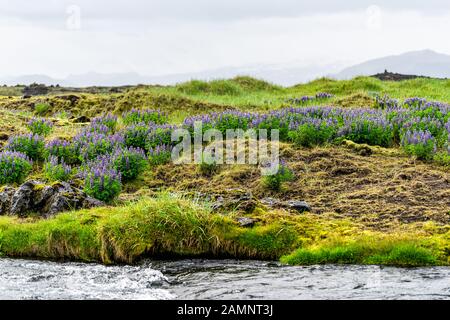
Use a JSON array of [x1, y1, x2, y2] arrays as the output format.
[[235, 217, 259, 228], [261, 197, 312, 214], [0, 180, 104, 218], [211, 189, 258, 213]]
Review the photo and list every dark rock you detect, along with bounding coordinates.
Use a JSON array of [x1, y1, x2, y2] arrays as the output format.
[[210, 189, 257, 213], [72, 115, 90, 123], [0, 133, 9, 141], [286, 200, 311, 213], [0, 187, 15, 214], [236, 217, 258, 228], [82, 197, 104, 209], [260, 197, 281, 206], [56, 95, 80, 104], [371, 70, 432, 82], [261, 197, 312, 214], [10, 181, 35, 216], [211, 196, 225, 210], [0, 180, 104, 218]]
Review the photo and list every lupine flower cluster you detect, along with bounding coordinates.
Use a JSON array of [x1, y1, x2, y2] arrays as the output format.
[[145, 124, 178, 149], [148, 144, 172, 165], [401, 129, 436, 160], [0, 151, 33, 184], [404, 97, 428, 109], [122, 108, 168, 125], [445, 120, 450, 144], [285, 92, 333, 105], [27, 117, 53, 136], [123, 122, 153, 150], [286, 96, 315, 105], [288, 119, 338, 147], [338, 112, 394, 147], [315, 92, 334, 99], [74, 131, 125, 160], [183, 110, 257, 134], [91, 114, 118, 132], [375, 95, 399, 109], [81, 156, 122, 203], [183, 96, 449, 159], [45, 138, 80, 165], [6, 133, 45, 160], [111, 147, 147, 182], [44, 155, 72, 182]]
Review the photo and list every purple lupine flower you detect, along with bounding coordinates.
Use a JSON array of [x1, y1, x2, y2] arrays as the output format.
[[27, 117, 53, 136], [122, 108, 168, 125], [315, 92, 334, 99], [401, 129, 436, 149]]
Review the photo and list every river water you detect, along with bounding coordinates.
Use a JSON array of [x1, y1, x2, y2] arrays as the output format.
[[0, 258, 449, 300]]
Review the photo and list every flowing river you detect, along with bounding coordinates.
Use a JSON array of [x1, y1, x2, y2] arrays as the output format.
[[0, 258, 449, 300]]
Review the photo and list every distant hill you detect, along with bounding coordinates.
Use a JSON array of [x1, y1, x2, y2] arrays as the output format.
[[2, 49, 450, 87], [0, 64, 343, 87], [335, 50, 450, 80]]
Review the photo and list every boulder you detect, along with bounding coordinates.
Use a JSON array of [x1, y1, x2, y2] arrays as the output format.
[[0, 180, 104, 218], [71, 115, 90, 123], [0, 186, 15, 213], [261, 197, 312, 214], [0, 132, 9, 141], [56, 94, 80, 105], [285, 200, 311, 213], [236, 217, 258, 228], [211, 189, 257, 213]]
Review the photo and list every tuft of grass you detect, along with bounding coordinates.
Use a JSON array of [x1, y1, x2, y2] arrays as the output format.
[[34, 103, 50, 115], [281, 238, 440, 267]]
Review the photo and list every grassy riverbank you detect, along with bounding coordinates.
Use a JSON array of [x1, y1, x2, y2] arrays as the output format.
[[0, 193, 448, 266]]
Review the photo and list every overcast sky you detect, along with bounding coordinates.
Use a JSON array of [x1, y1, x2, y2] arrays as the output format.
[[1, 0, 450, 78]]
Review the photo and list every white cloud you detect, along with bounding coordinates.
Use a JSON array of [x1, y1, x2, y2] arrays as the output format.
[[0, 1, 449, 78]]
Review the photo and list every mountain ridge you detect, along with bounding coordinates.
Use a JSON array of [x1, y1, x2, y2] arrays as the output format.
[[1, 50, 450, 87]]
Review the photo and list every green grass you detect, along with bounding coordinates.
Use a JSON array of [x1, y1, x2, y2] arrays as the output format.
[[0, 194, 299, 263], [281, 238, 441, 267], [2, 76, 450, 118], [0, 193, 448, 266]]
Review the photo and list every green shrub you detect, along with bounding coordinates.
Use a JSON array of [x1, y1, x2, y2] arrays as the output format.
[[45, 139, 81, 165], [44, 156, 72, 182], [6, 134, 45, 160], [340, 118, 395, 147], [261, 161, 294, 191], [433, 151, 450, 167], [91, 114, 118, 132], [198, 153, 219, 176], [123, 123, 151, 151], [288, 123, 336, 147], [122, 109, 168, 125], [0, 151, 33, 185], [27, 118, 53, 136], [145, 125, 175, 149], [83, 159, 122, 203], [148, 145, 172, 166], [34, 103, 50, 115], [401, 130, 436, 160], [112, 147, 148, 182]]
